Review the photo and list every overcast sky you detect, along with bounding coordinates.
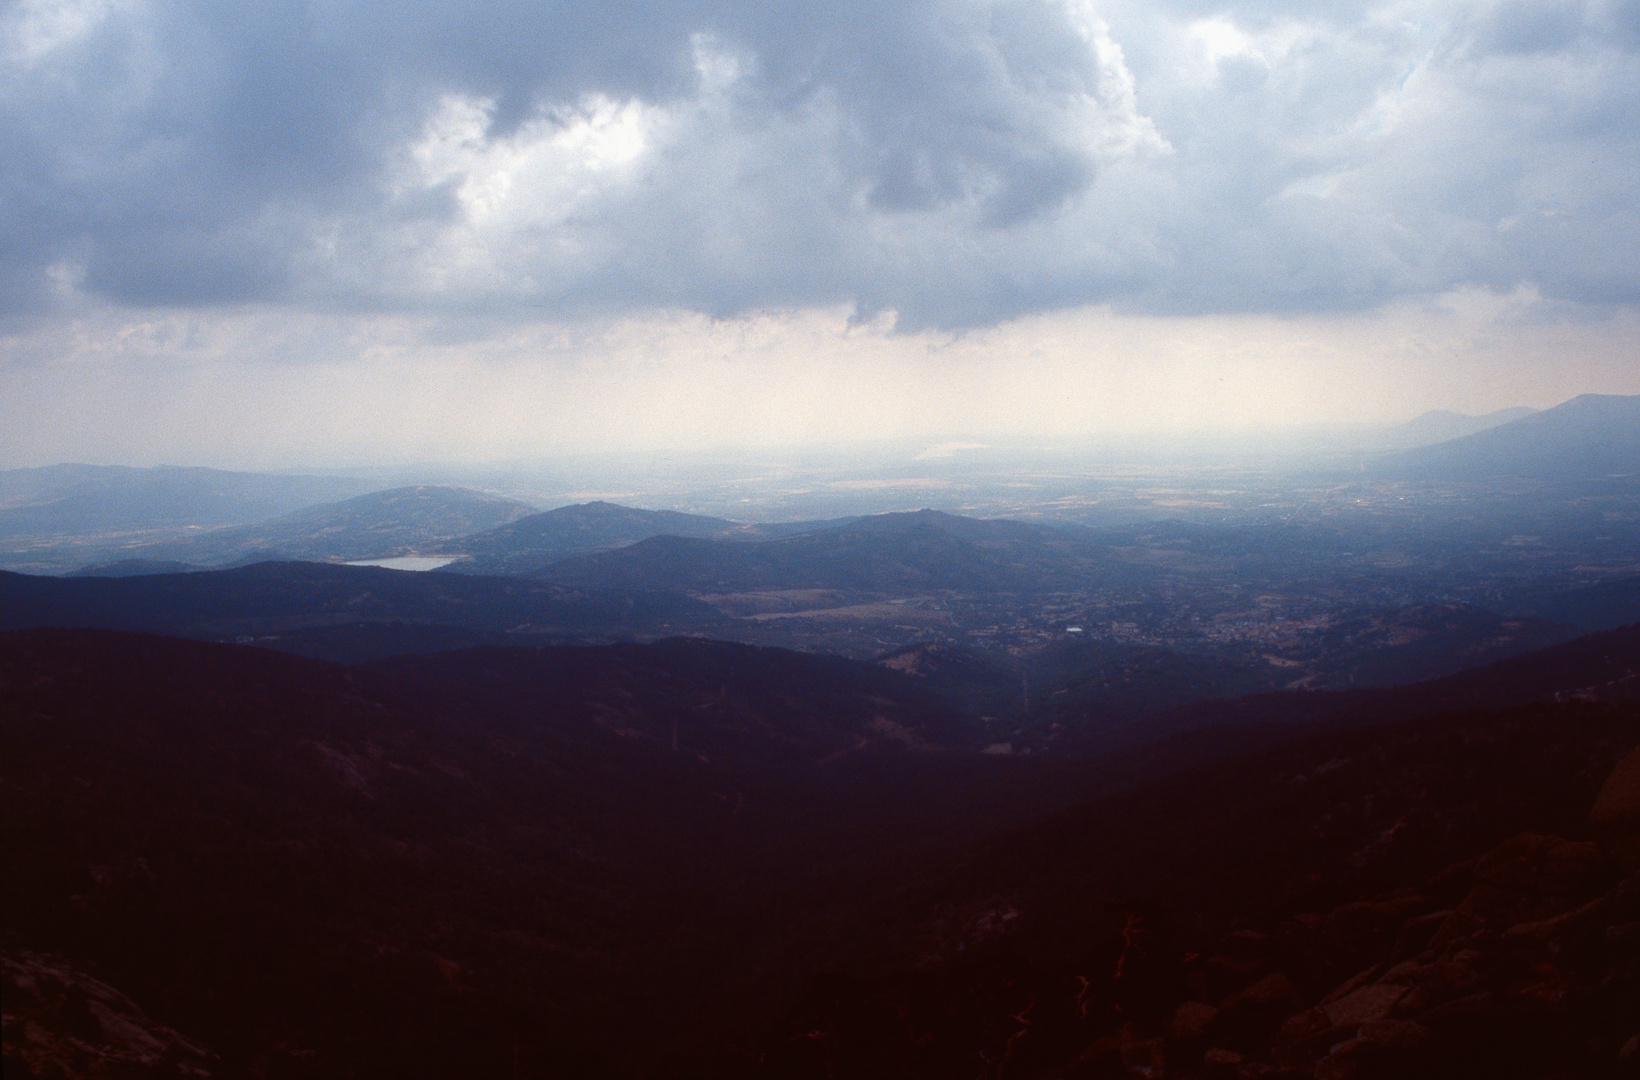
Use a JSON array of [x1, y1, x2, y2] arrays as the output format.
[[3, 0, 1637, 467]]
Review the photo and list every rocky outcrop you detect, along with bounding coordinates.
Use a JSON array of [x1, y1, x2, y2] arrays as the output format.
[[1059, 831, 1637, 1078], [1, 950, 217, 1078], [1591, 746, 1640, 873], [1116, 827, 1640, 1079]]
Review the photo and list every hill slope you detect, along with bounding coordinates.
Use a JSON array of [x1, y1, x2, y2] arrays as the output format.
[[5, 626, 1636, 1079], [0, 464, 376, 537], [0, 628, 1089, 1077], [748, 697, 1639, 1079], [0, 561, 725, 654], [1061, 621, 1640, 759], [150, 484, 538, 565], [541, 509, 1109, 593], [1362, 406, 1538, 451], [1376, 393, 1640, 480], [448, 500, 742, 575]]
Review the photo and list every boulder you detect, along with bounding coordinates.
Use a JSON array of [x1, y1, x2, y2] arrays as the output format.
[[0, 949, 218, 1079], [1393, 959, 1481, 1015], [1271, 1007, 1338, 1066], [1169, 1000, 1219, 1043], [1591, 746, 1640, 873], [1119, 1030, 1166, 1078], [1355, 1018, 1430, 1051], [1318, 964, 1386, 1006], [1391, 909, 1451, 959], [1431, 832, 1614, 948], [1320, 983, 1407, 1029], [1211, 973, 1306, 1054]]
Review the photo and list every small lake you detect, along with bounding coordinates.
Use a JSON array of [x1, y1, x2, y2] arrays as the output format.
[[344, 556, 461, 572]]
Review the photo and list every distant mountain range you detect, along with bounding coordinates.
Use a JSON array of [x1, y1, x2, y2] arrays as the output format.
[[137, 484, 539, 565], [31, 491, 857, 576], [6, 392, 1634, 576], [0, 463, 377, 538], [539, 508, 1109, 593], [448, 500, 743, 575], [1361, 405, 1538, 451], [446, 500, 864, 576], [1374, 393, 1640, 480]]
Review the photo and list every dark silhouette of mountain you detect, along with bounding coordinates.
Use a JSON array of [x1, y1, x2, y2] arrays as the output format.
[[1514, 574, 1640, 633], [877, 641, 1030, 719], [541, 509, 1109, 593], [4, 949, 220, 1077], [1067, 621, 1640, 759], [65, 558, 204, 577], [0, 627, 716, 1077], [6, 625, 1634, 1079], [448, 500, 743, 575], [0, 464, 378, 538], [748, 697, 1639, 1080], [1277, 602, 1576, 690], [0, 561, 726, 650], [1375, 393, 1640, 480], [880, 617, 1608, 759], [878, 639, 1285, 746], [367, 637, 991, 769], [148, 484, 538, 564], [0, 628, 1094, 1078], [734, 515, 865, 539]]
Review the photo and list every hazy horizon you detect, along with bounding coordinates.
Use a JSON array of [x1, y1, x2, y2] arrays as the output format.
[[4, 0, 1637, 468], [0, 395, 1619, 476]]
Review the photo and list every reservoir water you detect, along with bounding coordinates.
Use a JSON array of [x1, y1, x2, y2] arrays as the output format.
[[343, 556, 460, 571]]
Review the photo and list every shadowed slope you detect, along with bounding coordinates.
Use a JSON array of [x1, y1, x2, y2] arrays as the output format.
[[0, 561, 726, 650]]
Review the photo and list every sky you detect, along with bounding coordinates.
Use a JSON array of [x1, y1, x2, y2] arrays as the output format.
[[2, 0, 1637, 468]]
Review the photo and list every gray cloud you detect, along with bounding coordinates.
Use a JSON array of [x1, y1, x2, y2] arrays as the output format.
[[2, 0, 1636, 328]]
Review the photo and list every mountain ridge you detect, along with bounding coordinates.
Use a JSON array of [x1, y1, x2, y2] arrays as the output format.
[[142, 484, 539, 565], [1374, 393, 1640, 480]]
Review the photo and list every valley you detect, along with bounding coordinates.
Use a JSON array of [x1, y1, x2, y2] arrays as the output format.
[[3, 395, 1639, 1079]]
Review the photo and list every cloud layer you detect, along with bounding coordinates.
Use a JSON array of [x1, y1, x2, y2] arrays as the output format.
[[6, 0, 1638, 328]]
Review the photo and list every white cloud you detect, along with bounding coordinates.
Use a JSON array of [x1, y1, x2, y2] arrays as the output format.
[[26, 0, 1629, 324], [3, 0, 121, 64]]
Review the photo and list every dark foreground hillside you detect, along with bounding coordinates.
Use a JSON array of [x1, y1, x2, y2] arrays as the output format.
[[743, 699, 1639, 1079], [0, 562, 727, 651], [3, 627, 1637, 1079], [0, 629, 1094, 1077]]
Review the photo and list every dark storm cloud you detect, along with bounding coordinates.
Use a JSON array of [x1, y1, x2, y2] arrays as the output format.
[[3, 0, 1637, 327]]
